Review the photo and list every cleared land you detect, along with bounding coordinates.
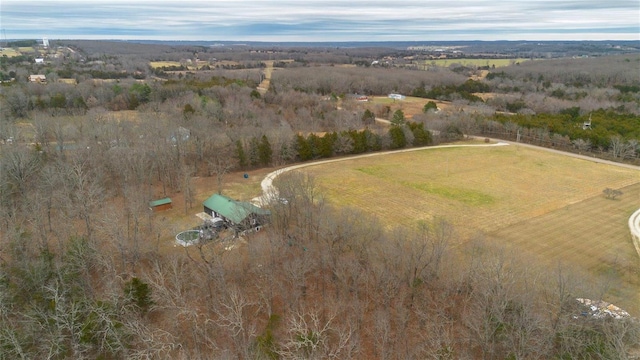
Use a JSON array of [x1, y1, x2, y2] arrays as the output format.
[[368, 95, 452, 118], [299, 144, 640, 315], [0, 48, 21, 57], [149, 60, 239, 70], [424, 58, 531, 67], [149, 61, 185, 68]]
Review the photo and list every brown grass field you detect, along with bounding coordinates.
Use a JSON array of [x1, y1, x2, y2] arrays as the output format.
[[424, 58, 532, 68], [0, 48, 21, 57], [150, 60, 240, 70], [367, 95, 454, 118], [293, 144, 640, 315]]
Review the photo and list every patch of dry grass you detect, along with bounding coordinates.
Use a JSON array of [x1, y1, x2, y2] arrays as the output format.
[[424, 58, 532, 67], [149, 61, 182, 68], [0, 48, 21, 57], [367, 95, 450, 118]]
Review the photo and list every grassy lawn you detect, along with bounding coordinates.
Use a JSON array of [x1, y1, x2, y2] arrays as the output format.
[[298, 144, 640, 314]]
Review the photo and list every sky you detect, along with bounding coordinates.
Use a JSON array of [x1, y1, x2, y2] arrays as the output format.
[[1, 0, 639, 42]]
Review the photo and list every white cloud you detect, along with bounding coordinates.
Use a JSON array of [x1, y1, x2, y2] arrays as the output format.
[[2, 0, 638, 40]]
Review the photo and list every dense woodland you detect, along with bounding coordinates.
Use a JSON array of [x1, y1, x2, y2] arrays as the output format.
[[0, 41, 639, 358]]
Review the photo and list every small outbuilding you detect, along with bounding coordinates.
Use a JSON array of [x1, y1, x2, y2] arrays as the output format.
[[149, 197, 172, 212]]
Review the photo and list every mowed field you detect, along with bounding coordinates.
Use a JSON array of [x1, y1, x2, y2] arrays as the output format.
[[299, 144, 640, 314]]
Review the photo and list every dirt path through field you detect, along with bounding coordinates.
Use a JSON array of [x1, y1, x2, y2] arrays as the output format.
[[256, 60, 273, 95]]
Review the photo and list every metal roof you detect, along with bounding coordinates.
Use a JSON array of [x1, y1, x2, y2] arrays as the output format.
[[203, 194, 270, 224], [149, 197, 172, 207]]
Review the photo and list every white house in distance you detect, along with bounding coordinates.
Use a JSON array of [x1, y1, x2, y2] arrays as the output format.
[[35, 58, 44, 64], [29, 74, 46, 83], [388, 93, 406, 100]]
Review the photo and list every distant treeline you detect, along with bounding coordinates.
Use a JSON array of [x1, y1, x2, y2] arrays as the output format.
[[7, 40, 38, 47]]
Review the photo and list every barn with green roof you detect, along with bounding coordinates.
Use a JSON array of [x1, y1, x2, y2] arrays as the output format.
[[202, 194, 270, 230]]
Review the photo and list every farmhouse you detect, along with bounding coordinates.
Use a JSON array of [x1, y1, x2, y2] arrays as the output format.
[[202, 194, 270, 231]]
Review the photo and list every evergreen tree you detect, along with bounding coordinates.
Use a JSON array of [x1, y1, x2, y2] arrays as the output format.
[[423, 101, 438, 113], [408, 122, 433, 146], [258, 135, 273, 166], [391, 109, 405, 126], [249, 137, 260, 166], [364, 129, 382, 151], [236, 140, 247, 168], [389, 126, 407, 149], [317, 132, 336, 158], [349, 130, 367, 154], [295, 134, 313, 161], [362, 109, 375, 125]]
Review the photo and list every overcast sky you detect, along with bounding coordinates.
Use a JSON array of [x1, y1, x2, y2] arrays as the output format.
[[2, 0, 639, 42]]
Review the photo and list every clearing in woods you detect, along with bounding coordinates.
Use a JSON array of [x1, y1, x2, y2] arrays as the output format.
[[300, 144, 640, 315], [367, 95, 452, 118], [423, 58, 532, 68]]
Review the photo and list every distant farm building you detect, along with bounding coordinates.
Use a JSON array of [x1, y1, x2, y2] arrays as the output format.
[[388, 93, 406, 100], [29, 74, 46, 83], [348, 93, 369, 102], [202, 194, 270, 231], [149, 197, 172, 212], [35, 58, 44, 64]]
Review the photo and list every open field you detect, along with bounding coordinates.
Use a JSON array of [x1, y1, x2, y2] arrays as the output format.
[[150, 60, 240, 70], [296, 144, 640, 314], [149, 61, 184, 68], [58, 78, 77, 84], [17, 46, 36, 53], [0, 48, 21, 57], [423, 58, 531, 67], [367, 95, 456, 118]]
